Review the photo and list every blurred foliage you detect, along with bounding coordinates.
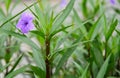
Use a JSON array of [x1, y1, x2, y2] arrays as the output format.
[[0, 0, 120, 78]]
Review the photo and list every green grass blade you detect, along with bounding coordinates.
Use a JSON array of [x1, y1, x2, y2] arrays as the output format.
[[5, 65, 29, 78], [88, 15, 102, 40], [81, 63, 89, 78], [96, 54, 111, 78], [50, 24, 73, 39], [73, 62, 84, 74], [103, 14, 107, 36], [73, 9, 87, 39], [106, 19, 118, 41], [81, 0, 87, 17], [9, 53, 24, 73]]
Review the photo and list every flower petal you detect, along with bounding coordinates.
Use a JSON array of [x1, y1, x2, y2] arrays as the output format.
[[21, 26, 29, 34], [21, 12, 34, 21], [16, 12, 35, 34], [16, 19, 25, 29], [60, 0, 67, 7], [110, 0, 116, 5], [27, 22, 35, 30]]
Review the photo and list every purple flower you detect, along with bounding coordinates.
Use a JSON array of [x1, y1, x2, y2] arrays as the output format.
[[60, 0, 67, 7], [16, 12, 34, 34], [110, 0, 116, 5]]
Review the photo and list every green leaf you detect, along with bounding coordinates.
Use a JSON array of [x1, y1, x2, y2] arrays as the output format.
[[103, 14, 107, 36], [96, 54, 111, 78], [5, 65, 29, 78], [88, 15, 103, 40], [37, 0, 44, 11], [50, 24, 73, 39], [55, 44, 78, 73], [55, 36, 89, 74], [0, 34, 7, 58], [54, 20, 90, 51], [34, 4, 46, 27], [92, 62, 99, 78], [52, 39, 92, 61], [51, 0, 75, 33], [55, 47, 77, 73], [30, 65, 45, 78], [115, 69, 120, 75], [81, 63, 89, 78], [9, 53, 24, 73], [30, 30, 45, 39], [0, 29, 45, 71], [73, 9, 88, 39], [115, 29, 120, 35], [73, 61, 84, 74], [114, 7, 120, 14], [106, 19, 118, 41], [81, 0, 87, 17], [5, 0, 12, 12], [91, 40, 104, 67]]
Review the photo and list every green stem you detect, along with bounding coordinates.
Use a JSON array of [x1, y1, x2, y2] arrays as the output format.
[[45, 38, 51, 78]]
